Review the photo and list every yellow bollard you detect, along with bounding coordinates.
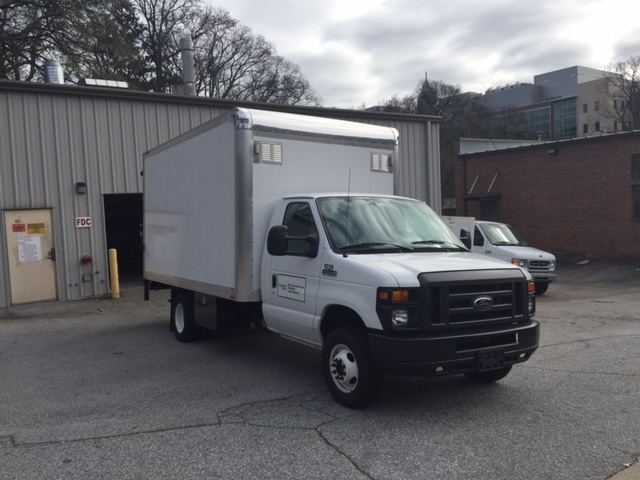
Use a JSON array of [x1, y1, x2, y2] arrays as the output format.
[[108, 248, 120, 299]]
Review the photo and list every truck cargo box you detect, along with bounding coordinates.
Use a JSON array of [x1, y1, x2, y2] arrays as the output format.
[[143, 107, 398, 301]]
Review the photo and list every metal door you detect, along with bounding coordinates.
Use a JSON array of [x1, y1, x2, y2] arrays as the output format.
[[3, 209, 58, 304]]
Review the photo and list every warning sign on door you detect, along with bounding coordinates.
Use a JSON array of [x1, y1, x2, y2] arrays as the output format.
[[17, 235, 42, 262], [27, 223, 45, 234]]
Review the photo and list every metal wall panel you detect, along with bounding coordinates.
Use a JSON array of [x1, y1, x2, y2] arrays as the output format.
[[0, 81, 440, 307]]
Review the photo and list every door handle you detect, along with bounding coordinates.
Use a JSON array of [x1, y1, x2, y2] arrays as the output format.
[[272, 274, 277, 289], [47, 248, 56, 261]]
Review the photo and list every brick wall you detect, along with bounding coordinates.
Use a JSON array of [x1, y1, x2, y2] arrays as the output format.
[[455, 133, 640, 258]]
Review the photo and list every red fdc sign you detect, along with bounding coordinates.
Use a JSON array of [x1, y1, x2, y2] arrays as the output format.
[[76, 217, 91, 228]]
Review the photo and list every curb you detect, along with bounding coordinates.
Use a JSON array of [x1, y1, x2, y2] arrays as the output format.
[[609, 459, 640, 480]]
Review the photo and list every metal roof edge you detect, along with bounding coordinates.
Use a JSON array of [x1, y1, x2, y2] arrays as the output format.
[[0, 79, 441, 124]]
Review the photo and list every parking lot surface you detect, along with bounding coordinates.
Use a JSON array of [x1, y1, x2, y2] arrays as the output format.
[[1, 259, 639, 479]]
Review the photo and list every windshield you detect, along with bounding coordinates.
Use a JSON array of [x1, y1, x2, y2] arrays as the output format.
[[317, 196, 466, 253], [480, 223, 529, 246]]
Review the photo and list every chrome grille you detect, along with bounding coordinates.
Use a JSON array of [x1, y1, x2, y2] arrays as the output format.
[[528, 260, 553, 271]]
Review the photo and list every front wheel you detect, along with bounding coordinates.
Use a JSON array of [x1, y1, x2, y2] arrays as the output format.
[[322, 326, 383, 408], [464, 365, 512, 383], [534, 282, 549, 295]]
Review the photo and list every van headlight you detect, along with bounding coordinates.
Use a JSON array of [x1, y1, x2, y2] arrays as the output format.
[[511, 258, 527, 267]]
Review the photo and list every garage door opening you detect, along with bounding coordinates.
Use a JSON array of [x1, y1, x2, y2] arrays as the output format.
[[104, 194, 143, 288]]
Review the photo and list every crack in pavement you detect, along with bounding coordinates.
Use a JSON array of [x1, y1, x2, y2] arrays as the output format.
[[218, 391, 375, 479], [2, 390, 375, 478]]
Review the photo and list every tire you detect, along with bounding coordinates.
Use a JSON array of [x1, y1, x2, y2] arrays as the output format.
[[322, 326, 383, 408], [465, 365, 512, 383], [171, 292, 199, 342], [534, 282, 549, 295]]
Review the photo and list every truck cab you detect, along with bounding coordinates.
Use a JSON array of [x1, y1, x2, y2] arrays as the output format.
[[264, 195, 539, 407], [472, 220, 557, 295]]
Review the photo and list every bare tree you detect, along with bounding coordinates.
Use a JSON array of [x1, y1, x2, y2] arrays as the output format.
[[602, 55, 640, 131], [65, 0, 145, 83], [132, 0, 213, 92], [243, 55, 322, 105], [0, 0, 82, 80], [2, 0, 321, 105], [381, 94, 416, 113], [193, 8, 320, 105]]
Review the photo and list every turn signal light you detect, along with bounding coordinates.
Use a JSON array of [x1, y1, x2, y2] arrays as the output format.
[[378, 290, 412, 303], [528, 281, 535, 294], [392, 290, 411, 302]]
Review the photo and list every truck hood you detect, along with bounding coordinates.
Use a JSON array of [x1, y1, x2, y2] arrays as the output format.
[[486, 245, 556, 261], [347, 251, 530, 286]]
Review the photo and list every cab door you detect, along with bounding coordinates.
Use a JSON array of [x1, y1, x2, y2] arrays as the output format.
[[263, 201, 322, 344]]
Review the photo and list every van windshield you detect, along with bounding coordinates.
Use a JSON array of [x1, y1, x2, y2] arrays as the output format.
[[317, 196, 466, 253], [480, 223, 529, 246]]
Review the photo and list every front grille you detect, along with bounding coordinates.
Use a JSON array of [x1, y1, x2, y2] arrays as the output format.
[[420, 269, 527, 332], [528, 260, 553, 271]]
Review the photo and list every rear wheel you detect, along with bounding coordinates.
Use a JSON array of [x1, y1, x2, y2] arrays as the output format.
[[464, 365, 512, 383], [171, 292, 199, 342], [322, 326, 382, 408]]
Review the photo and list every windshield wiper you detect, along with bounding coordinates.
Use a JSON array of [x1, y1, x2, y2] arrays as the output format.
[[339, 242, 414, 252], [411, 240, 466, 250], [412, 239, 446, 245]]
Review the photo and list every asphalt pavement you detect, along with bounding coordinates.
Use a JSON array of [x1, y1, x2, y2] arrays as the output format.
[[1, 258, 639, 479]]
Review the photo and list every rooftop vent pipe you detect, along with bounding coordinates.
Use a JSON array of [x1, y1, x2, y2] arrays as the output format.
[[179, 36, 196, 96], [44, 60, 64, 84]]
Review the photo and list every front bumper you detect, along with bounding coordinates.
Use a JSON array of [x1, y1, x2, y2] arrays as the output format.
[[368, 321, 540, 377], [530, 272, 557, 283]]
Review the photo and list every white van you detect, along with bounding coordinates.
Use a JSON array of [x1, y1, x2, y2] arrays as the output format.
[[472, 220, 557, 295]]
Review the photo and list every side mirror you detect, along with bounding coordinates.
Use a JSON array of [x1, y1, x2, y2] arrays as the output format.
[[267, 225, 289, 256], [459, 229, 472, 250], [267, 226, 319, 258]]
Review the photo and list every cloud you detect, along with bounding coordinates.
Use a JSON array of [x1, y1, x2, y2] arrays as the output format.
[[207, 0, 640, 108]]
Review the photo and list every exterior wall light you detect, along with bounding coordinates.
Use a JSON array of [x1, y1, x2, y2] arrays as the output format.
[[76, 182, 87, 194]]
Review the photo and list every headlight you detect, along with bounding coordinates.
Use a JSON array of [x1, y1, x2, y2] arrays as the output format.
[[511, 258, 526, 267], [391, 310, 409, 326]]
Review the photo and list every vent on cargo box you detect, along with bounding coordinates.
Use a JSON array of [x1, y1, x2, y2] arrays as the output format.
[[257, 142, 283, 164], [371, 153, 392, 173]]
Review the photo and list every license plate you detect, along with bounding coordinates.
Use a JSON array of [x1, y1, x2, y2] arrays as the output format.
[[478, 349, 505, 371]]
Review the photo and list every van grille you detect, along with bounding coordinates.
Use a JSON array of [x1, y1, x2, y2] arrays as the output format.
[[419, 269, 527, 332], [528, 260, 553, 271]]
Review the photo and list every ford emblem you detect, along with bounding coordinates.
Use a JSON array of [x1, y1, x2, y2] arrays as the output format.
[[473, 295, 494, 310]]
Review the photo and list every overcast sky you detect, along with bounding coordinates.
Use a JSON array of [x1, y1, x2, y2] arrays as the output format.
[[207, 0, 640, 108]]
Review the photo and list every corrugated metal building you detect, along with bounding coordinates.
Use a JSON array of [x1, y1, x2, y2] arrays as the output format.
[[0, 80, 441, 307]]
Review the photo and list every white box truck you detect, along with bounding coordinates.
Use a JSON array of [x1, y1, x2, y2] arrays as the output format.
[[143, 108, 539, 408]]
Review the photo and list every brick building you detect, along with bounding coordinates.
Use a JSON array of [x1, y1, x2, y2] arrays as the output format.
[[456, 132, 640, 258]]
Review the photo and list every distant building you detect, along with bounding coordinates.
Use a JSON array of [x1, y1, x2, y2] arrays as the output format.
[[455, 133, 640, 258], [484, 66, 627, 141]]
